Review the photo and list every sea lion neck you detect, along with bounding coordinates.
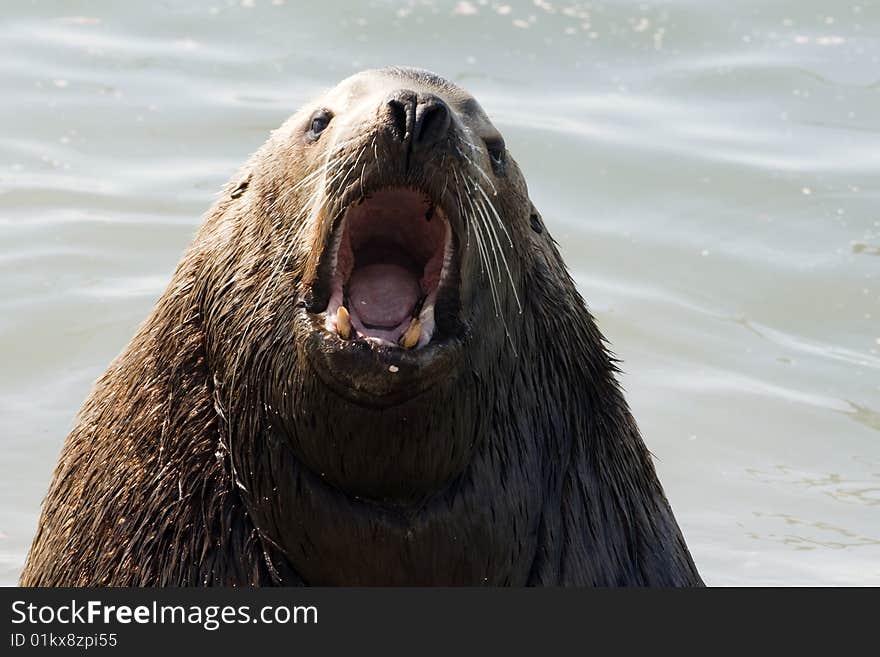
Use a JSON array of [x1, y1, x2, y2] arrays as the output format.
[[238, 345, 545, 586], [259, 338, 501, 504]]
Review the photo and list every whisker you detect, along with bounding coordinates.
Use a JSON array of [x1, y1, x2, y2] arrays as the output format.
[[465, 179, 519, 353], [326, 134, 365, 158], [472, 181, 513, 248], [292, 133, 372, 198], [464, 182, 502, 285], [471, 179, 521, 314], [470, 208, 500, 314], [289, 150, 348, 192], [329, 143, 368, 195], [372, 135, 381, 178], [451, 169, 470, 249], [455, 130, 480, 153], [455, 144, 497, 196], [458, 179, 501, 316]]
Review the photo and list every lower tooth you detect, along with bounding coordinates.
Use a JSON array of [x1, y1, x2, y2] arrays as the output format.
[[336, 306, 352, 339], [400, 318, 421, 349]]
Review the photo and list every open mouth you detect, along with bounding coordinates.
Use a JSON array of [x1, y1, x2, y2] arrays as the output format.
[[322, 187, 453, 349]]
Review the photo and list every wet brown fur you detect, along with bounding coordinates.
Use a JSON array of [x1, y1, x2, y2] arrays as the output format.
[[21, 68, 702, 586]]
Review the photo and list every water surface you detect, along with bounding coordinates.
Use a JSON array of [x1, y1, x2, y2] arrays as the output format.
[[1, 0, 879, 585]]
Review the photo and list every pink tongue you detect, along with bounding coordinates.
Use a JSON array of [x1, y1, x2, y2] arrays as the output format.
[[348, 263, 421, 328]]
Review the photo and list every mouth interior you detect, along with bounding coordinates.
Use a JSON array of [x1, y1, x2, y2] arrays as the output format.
[[325, 188, 451, 347]]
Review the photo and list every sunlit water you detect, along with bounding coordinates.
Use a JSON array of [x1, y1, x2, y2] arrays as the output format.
[[1, 0, 878, 586]]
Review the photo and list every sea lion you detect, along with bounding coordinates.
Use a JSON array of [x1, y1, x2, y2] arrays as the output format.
[[21, 67, 703, 586]]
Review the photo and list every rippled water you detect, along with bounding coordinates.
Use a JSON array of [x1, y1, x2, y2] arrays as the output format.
[[1, 0, 878, 586]]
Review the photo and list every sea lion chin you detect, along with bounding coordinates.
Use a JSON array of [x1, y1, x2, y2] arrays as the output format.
[[21, 67, 704, 587]]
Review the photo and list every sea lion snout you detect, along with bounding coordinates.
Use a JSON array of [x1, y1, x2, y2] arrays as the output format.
[[383, 90, 453, 153]]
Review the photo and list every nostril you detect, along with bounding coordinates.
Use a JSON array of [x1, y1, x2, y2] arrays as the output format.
[[386, 98, 409, 141], [415, 102, 450, 147], [384, 92, 450, 151]]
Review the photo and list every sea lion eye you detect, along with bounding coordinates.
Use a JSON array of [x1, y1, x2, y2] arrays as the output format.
[[307, 110, 333, 141], [485, 137, 506, 171]]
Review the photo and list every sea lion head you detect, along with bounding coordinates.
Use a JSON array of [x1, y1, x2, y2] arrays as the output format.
[[204, 68, 543, 503], [294, 68, 533, 399]]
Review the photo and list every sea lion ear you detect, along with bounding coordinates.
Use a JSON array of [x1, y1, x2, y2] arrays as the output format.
[[230, 172, 252, 199], [528, 201, 544, 234]]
